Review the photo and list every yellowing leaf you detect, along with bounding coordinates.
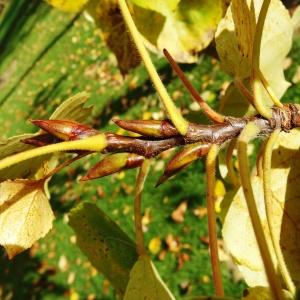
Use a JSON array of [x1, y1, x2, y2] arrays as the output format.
[[50, 91, 92, 122], [46, 0, 89, 12], [215, 0, 292, 101], [124, 255, 176, 300], [223, 129, 300, 287], [131, 0, 225, 63], [242, 287, 293, 300], [292, 5, 300, 38], [86, 0, 140, 74], [69, 202, 138, 296], [0, 179, 54, 258]]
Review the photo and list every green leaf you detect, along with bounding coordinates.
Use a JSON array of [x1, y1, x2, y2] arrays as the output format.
[[49, 91, 92, 122], [131, 0, 225, 63], [219, 82, 255, 118], [68, 202, 138, 296], [124, 254, 176, 300]]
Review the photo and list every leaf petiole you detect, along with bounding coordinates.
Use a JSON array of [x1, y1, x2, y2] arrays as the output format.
[[0, 134, 107, 172], [238, 122, 284, 300], [117, 0, 189, 135], [206, 144, 224, 297]]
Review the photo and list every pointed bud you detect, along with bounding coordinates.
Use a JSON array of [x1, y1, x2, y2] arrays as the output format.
[[81, 153, 144, 181], [113, 119, 179, 138], [31, 119, 99, 141], [156, 143, 210, 186]]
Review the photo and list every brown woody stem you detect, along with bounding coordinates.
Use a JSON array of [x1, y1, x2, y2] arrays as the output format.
[[104, 104, 300, 158]]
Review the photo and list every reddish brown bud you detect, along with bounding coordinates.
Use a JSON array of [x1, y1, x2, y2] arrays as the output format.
[[31, 119, 99, 141], [113, 119, 179, 138], [81, 153, 144, 181], [22, 133, 60, 146], [156, 143, 210, 186]]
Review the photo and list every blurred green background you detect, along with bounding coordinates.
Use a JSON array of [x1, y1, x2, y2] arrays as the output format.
[[0, 1, 299, 299]]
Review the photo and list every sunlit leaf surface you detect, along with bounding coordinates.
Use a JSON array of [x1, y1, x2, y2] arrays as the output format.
[[0, 179, 54, 258], [223, 129, 300, 287]]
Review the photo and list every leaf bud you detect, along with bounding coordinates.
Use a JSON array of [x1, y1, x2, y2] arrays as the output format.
[[156, 143, 210, 186], [31, 119, 99, 141], [113, 119, 179, 138], [81, 153, 144, 181]]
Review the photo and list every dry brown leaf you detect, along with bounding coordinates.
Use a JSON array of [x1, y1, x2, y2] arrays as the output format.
[[0, 179, 54, 258]]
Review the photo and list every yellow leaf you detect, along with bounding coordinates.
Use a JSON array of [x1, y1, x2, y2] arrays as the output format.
[[131, 0, 225, 63], [0, 179, 54, 258], [46, 0, 89, 12], [242, 287, 293, 300], [223, 129, 300, 286], [215, 0, 292, 101], [148, 237, 162, 255]]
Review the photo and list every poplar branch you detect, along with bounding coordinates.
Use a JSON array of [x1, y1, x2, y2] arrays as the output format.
[[24, 104, 300, 160]]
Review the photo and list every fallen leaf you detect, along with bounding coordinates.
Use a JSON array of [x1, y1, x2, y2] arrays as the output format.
[[124, 254, 176, 300], [171, 201, 187, 223], [148, 237, 162, 255], [0, 179, 54, 258], [165, 234, 180, 253]]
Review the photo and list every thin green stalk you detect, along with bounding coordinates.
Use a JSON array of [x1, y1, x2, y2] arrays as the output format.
[[252, 0, 280, 119], [263, 129, 295, 295], [118, 0, 188, 135], [206, 144, 224, 297], [134, 159, 151, 255], [0, 134, 107, 171], [238, 122, 284, 300]]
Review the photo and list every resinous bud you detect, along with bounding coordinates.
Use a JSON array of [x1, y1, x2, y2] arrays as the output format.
[[113, 119, 179, 138], [31, 119, 99, 141], [81, 153, 144, 181], [156, 143, 210, 186], [22, 133, 60, 146]]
